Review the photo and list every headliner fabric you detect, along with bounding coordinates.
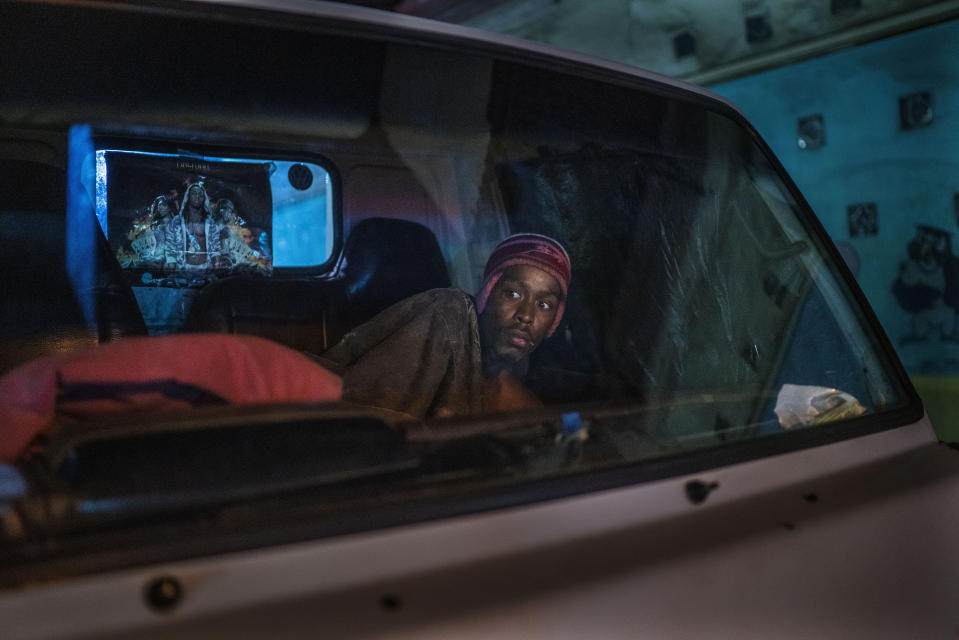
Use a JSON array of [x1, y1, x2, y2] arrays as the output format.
[[0, 334, 342, 462]]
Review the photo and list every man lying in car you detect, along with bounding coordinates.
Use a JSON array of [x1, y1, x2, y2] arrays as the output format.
[[0, 233, 569, 461], [317, 232, 572, 419]]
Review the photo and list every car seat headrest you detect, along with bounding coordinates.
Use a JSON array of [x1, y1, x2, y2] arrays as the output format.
[[342, 217, 451, 324]]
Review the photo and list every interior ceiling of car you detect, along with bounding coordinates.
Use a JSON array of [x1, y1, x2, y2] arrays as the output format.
[[335, 0, 959, 84]]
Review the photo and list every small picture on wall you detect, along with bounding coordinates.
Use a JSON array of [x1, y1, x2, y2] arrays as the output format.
[[847, 202, 878, 237], [797, 114, 826, 150], [899, 91, 934, 130], [891, 225, 959, 345]]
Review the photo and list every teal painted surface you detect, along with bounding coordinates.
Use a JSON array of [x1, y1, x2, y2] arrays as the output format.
[[711, 20, 959, 377]]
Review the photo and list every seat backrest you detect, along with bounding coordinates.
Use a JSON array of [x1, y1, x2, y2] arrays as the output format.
[[341, 217, 451, 327], [185, 277, 349, 354], [0, 159, 147, 375], [186, 217, 451, 352]]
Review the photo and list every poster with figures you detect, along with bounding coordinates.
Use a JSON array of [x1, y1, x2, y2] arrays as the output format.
[[892, 225, 959, 345], [103, 151, 274, 282]]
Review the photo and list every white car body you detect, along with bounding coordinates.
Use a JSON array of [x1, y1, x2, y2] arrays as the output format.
[[1, 1, 955, 638]]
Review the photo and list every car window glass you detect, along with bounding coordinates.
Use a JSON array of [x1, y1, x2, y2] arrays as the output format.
[[0, 4, 921, 561]]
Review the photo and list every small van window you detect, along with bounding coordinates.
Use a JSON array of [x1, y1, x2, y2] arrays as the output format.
[[270, 160, 334, 268], [94, 149, 333, 279]]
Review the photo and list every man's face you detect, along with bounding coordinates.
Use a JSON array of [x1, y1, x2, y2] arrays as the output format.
[[188, 187, 204, 208], [479, 264, 562, 369], [220, 205, 235, 222], [241, 228, 254, 246]]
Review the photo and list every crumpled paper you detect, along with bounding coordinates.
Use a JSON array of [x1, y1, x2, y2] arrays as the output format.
[[774, 384, 866, 430]]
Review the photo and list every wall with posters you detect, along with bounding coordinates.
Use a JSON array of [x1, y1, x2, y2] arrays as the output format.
[[711, 18, 959, 439]]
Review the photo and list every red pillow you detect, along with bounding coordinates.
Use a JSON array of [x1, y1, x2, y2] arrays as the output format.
[[0, 334, 342, 462]]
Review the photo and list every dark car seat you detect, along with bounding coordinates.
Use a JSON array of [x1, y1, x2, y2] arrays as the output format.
[[340, 217, 451, 328], [0, 159, 147, 375], [186, 217, 451, 352], [185, 276, 349, 354]]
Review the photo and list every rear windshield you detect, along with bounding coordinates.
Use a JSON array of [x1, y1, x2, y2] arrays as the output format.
[[0, 2, 917, 570]]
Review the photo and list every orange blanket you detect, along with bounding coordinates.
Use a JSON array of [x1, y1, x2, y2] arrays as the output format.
[[0, 334, 342, 462]]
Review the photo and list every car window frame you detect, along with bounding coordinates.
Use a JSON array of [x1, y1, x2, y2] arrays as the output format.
[[0, 0, 929, 584]]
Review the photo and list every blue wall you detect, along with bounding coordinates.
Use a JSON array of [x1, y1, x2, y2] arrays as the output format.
[[713, 20, 959, 373]]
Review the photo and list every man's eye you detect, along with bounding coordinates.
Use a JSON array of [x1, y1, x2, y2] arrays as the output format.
[[503, 289, 520, 299], [538, 300, 553, 310]]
